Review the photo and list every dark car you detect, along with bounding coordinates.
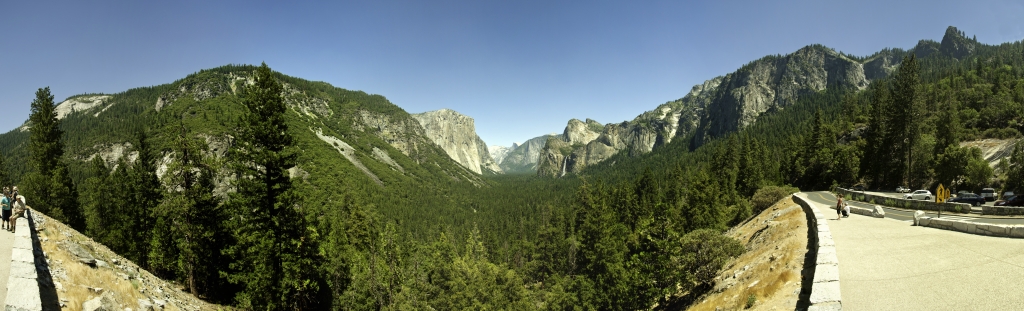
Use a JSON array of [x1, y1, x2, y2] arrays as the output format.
[[852, 185, 865, 191], [948, 193, 986, 206], [995, 195, 1024, 207]]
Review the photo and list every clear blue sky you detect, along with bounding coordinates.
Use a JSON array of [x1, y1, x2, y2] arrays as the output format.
[[2, 1, 1023, 147]]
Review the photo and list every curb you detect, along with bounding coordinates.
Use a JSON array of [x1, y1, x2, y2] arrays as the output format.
[[5, 209, 45, 311], [914, 213, 1024, 238], [793, 194, 842, 311]]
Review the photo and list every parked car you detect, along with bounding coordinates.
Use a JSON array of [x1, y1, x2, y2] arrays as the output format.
[[981, 188, 996, 201], [896, 186, 911, 193], [904, 190, 933, 201], [995, 195, 1024, 207], [852, 184, 865, 191], [957, 190, 973, 196], [1003, 191, 1015, 200], [948, 193, 986, 206]]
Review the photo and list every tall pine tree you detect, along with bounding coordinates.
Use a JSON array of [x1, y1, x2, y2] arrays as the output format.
[[224, 63, 322, 310], [23, 87, 83, 230]]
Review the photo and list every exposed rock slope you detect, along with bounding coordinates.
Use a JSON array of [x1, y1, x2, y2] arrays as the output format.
[[498, 134, 559, 173], [33, 210, 222, 311], [411, 109, 502, 174], [536, 27, 994, 176]]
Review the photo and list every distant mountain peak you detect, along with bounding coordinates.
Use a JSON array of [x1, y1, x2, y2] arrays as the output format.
[[940, 26, 976, 59]]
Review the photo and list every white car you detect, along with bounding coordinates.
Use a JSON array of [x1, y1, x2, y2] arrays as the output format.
[[904, 190, 933, 201], [896, 186, 911, 193]]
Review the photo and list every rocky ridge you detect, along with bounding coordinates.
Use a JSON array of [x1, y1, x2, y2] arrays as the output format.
[[537, 26, 979, 177], [497, 133, 559, 173], [411, 109, 502, 174]]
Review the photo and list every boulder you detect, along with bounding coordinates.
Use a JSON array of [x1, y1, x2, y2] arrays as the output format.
[[137, 298, 154, 311], [83, 293, 116, 311], [67, 242, 97, 266], [872, 205, 885, 218], [913, 210, 925, 226]]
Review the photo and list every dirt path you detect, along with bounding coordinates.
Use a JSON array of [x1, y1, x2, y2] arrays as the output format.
[[0, 224, 14, 307]]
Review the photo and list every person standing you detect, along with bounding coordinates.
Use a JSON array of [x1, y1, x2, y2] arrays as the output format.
[[1, 187, 10, 230], [836, 194, 844, 221], [9, 186, 26, 233]]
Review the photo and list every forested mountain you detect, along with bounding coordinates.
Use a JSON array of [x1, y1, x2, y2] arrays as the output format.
[[0, 25, 1022, 310], [533, 26, 1004, 177]]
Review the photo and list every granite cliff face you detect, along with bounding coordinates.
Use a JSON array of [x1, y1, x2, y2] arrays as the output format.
[[536, 76, 723, 177], [497, 134, 558, 173], [537, 39, 934, 176], [412, 109, 502, 174]]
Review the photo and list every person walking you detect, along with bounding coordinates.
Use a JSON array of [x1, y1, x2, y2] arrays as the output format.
[[9, 186, 26, 233], [836, 194, 844, 221], [1, 187, 10, 230]]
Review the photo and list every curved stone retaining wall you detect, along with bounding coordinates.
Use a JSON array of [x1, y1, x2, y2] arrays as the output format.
[[6, 209, 45, 311], [793, 194, 842, 310], [836, 188, 971, 214], [914, 215, 1024, 238]]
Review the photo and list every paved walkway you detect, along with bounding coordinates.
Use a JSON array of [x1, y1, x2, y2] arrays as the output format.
[[0, 223, 13, 308], [804, 191, 1024, 310]]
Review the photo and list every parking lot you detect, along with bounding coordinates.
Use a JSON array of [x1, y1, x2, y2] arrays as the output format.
[[860, 190, 1004, 207]]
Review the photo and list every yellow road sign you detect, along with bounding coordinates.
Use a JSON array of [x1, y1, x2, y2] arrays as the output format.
[[936, 184, 950, 203]]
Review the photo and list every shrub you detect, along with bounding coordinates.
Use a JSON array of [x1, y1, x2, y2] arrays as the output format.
[[751, 185, 801, 214], [746, 294, 757, 309]]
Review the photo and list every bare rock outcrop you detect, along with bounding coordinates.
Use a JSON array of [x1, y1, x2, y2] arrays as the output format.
[[412, 109, 502, 174]]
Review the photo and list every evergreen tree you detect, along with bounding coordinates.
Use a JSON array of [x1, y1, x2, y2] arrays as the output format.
[[223, 63, 322, 310], [887, 55, 922, 187], [23, 87, 84, 230], [158, 125, 225, 297]]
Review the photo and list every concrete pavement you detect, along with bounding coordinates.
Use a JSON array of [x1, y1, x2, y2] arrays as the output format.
[[803, 191, 1024, 310]]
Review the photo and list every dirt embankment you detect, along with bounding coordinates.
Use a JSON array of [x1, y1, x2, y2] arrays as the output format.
[[687, 197, 808, 311], [33, 212, 226, 311]]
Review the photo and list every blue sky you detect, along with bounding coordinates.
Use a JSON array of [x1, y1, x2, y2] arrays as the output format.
[[2, 1, 1023, 147]]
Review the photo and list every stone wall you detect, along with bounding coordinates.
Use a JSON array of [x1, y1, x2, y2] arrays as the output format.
[[915, 215, 1024, 238], [792, 194, 843, 310], [5, 209, 51, 311], [980, 206, 1024, 216], [836, 188, 971, 214]]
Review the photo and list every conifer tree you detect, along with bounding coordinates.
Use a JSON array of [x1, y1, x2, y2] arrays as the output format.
[[23, 87, 83, 230], [157, 125, 224, 297], [224, 63, 322, 310]]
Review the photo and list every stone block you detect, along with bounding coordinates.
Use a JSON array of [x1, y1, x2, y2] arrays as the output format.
[[11, 248, 34, 263], [5, 277, 42, 311], [913, 210, 925, 225], [1011, 226, 1024, 238], [14, 224, 30, 238], [818, 237, 835, 248], [12, 236, 32, 250], [813, 264, 841, 283], [9, 260, 37, 279], [808, 301, 843, 311], [873, 205, 885, 218], [809, 281, 842, 304], [816, 250, 839, 265]]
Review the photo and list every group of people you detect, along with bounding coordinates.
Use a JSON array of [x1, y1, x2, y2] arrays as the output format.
[[836, 194, 850, 220], [1, 186, 26, 233]]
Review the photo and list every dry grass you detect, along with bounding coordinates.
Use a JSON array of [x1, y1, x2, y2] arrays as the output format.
[[36, 215, 225, 311], [687, 196, 808, 311], [38, 221, 170, 311]]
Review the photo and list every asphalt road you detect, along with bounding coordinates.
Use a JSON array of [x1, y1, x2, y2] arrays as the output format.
[[861, 190, 1002, 207], [804, 191, 1024, 225]]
